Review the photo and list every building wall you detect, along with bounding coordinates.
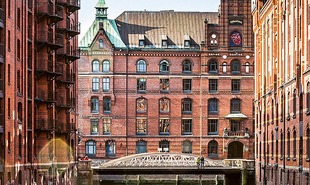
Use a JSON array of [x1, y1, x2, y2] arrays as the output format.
[[253, 0, 310, 184], [78, 0, 255, 161], [1, 0, 80, 184]]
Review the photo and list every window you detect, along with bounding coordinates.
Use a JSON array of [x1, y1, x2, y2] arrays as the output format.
[[136, 98, 147, 113], [293, 130, 296, 159], [90, 97, 99, 113], [159, 98, 170, 113], [182, 98, 192, 114], [90, 119, 99, 135], [287, 131, 290, 159], [245, 62, 250, 73], [159, 140, 169, 152], [8, 30, 11, 51], [231, 60, 241, 74], [103, 97, 111, 113], [271, 132, 274, 158], [231, 79, 241, 93], [208, 60, 218, 73], [210, 33, 218, 46], [103, 118, 111, 135], [208, 140, 218, 158], [8, 64, 11, 84], [208, 119, 218, 135], [137, 60, 146, 73], [184, 40, 190, 47], [17, 8, 20, 29], [307, 128, 310, 160], [162, 40, 167, 47], [208, 98, 218, 114], [307, 83, 310, 112], [182, 140, 192, 153], [137, 78, 146, 92], [17, 39, 20, 60], [92, 60, 100, 72], [231, 120, 241, 132], [231, 98, 241, 113], [102, 78, 110, 92], [160, 79, 169, 92], [209, 79, 218, 93], [183, 79, 192, 93], [139, 40, 145, 47], [136, 118, 147, 134], [99, 39, 103, 48], [102, 60, 110, 72], [92, 78, 99, 92], [159, 60, 169, 73], [136, 140, 147, 154], [293, 90, 297, 117], [17, 70, 21, 94], [222, 62, 227, 73], [182, 60, 192, 73], [159, 118, 170, 134], [182, 119, 192, 135], [106, 140, 115, 157], [85, 141, 96, 157]]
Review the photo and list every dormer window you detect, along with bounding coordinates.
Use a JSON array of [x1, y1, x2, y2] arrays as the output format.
[[184, 35, 190, 48], [139, 34, 145, 47], [162, 35, 167, 47]]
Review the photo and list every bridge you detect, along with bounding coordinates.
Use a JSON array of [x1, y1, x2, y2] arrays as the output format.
[[78, 153, 255, 185]]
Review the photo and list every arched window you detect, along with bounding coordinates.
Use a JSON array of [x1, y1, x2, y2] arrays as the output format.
[[136, 98, 147, 113], [271, 132, 274, 158], [307, 128, 310, 160], [136, 140, 147, 154], [106, 140, 116, 157], [137, 60, 146, 73], [293, 90, 297, 117], [231, 60, 241, 74], [182, 140, 192, 153], [208, 140, 218, 158], [230, 98, 241, 113], [307, 83, 310, 112], [91, 97, 99, 113], [99, 39, 103, 48], [182, 60, 192, 73], [92, 60, 100, 72], [208, 60, 218, 73], [159, 140, 169, 152], [293, 129, 297, 159], [287, 92, 290, 119], [245, 62, 250, 73], [102, 60, 110, 72], [222, 62, 227, 73], [208, 98, 218, 114], [17, 70, 21, 94], [85, 140, 96, 157], [182, 98, 192, 114], [159, 60, 169, 73], [159, 98, 170, 113], [92, 78, 99, 92], [287, 130, 290, 159], [103, 97, 111, 113]]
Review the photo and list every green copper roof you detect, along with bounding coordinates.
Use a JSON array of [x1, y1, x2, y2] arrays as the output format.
[[95, 0, 107, 8], [79, 19, 126, 49]]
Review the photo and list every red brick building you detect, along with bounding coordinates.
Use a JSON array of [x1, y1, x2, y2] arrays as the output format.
[[253, 0, 310, 184], [78, 0, 254, 161], [0, 0, 79, 184]]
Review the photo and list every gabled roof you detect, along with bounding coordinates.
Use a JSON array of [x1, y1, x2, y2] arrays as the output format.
[[115, 11, 219, 49], [79, 19, 126, 49]]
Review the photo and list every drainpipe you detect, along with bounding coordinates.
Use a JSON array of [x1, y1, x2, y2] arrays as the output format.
[[125, 48, 129, 156]]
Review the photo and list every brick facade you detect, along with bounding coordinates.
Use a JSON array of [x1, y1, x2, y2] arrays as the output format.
[[78, 0, 254, 163], [253, 0, 310, 184], [0, 0, 79, 184]]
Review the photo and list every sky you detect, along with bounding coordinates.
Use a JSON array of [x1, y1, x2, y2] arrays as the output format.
[[79, 0, 220, 41]]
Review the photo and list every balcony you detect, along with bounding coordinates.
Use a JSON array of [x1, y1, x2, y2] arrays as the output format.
[[28, 0, 33, 12], [57, 46, 80, 62], [37, 31, 64, 50], [0, 164, 3, 173], [0, 79, 3, 98], [57, 20, 80, 37], [35, 89, 56, 103], [223, 129, 250, 138], [67, 0, 80, 12], [56, 120, 73, 133], [0, 8, 4, 28], [35, 119, 54, 131], [36, 60, 63, 78], [56, 96, 73, 109], [0, 114, 3, 133], [28, 26, 33, 42], [36, 3, 63, 23]]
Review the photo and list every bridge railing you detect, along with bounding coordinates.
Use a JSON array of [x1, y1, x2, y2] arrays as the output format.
[[223, 159, 255, 170]]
